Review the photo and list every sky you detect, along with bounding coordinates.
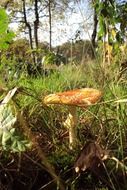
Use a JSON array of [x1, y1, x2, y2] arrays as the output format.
[[40, 0, 93, 46], [9, 0, 93, 47]]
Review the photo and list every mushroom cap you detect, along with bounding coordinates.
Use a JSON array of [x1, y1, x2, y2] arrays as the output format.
[[43, 88, 102, 107]]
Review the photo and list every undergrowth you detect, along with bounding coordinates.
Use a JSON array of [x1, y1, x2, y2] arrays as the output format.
[[0, 60, 127, 189]]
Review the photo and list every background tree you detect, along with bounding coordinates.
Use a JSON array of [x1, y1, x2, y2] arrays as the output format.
[[91, 0, 98, 51], [34, 0, 39, 49], [48, 0, 52, 51], [22, 0, 33, 50]]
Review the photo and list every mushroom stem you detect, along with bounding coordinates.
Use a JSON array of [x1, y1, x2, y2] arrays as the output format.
[[64, 106, 78, 150]]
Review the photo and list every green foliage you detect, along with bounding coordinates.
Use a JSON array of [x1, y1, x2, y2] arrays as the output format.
[[0, 88, 31, 152], [43, 51, 66, 66], [0, 8, 15, 50], [43, 52, 57, 65], [96, 0, 127, 45], [0, 8, 8, 33], [116, 1, 127, 40], [94, 0, 127, 62], [57, 40, 93, 62], [95, 0, 116, 41]]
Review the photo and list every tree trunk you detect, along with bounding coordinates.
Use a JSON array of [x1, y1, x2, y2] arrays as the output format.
[[22, 0, 36, 64], [34, 0, 39, 49], [22, 0, 33, 50], [48, 0, 52, 51], [91, 8, 98, 48], [91, 2, 98, 57]]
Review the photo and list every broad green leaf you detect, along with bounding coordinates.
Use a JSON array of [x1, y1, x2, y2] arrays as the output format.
[[0, 8, 15, 50], [0, 8, 8, 33], [0, 88, 31, 152]]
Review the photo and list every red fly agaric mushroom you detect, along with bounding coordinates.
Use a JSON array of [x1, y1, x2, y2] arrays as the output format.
[[43, 88, 102, 150]]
